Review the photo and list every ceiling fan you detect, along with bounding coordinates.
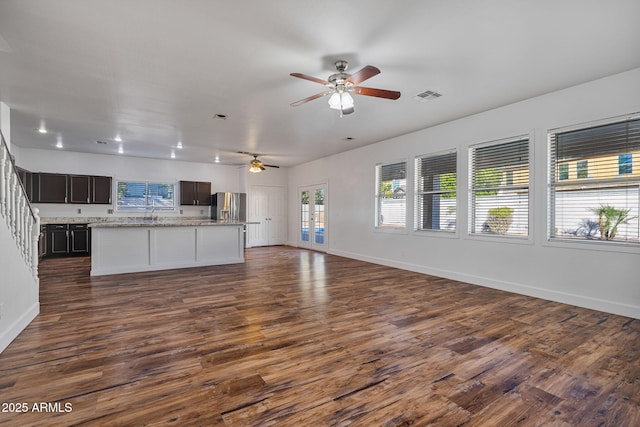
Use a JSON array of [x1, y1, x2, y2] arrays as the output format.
[[290, 60, 401, 116], [237, 152, 280, 173]]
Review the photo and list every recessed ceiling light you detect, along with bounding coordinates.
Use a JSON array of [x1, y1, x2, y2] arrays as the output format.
[[38, 126, 47, 134], [213, 114, 228, 120], [170, 150, 176, 159], [214, 155, 220, 163], [176, 141, 183, 149], [114, 135, 122, 142], [118, 144, 124, 154], [55, 137, 63, 148]]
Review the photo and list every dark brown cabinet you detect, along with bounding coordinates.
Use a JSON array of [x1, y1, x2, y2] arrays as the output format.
[[33, 173, 68, 203], [16, 167, 33, 200], [46, 224, 69, 255], [70, 224, 90, 254], [69, 175, 91, 203], [68, 175, 112, 204], [45, 223, 90, 257], [180, 181, 211, 206], [91, 176, 112, 204], [28, 172, 111, 204], [38, 225, 47, 259]]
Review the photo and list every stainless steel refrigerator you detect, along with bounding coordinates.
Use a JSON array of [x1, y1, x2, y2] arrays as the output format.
[[210, 192, 247, 222]]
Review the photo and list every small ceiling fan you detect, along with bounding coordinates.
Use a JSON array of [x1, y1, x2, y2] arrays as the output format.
[[290, 60, 401, 116], [237, 152, 280, 173]]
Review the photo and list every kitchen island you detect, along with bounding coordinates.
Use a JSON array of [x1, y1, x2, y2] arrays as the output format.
[[89, 220, 245, 276]]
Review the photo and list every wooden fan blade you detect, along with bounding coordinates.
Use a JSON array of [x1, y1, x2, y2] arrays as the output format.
[[290, 73, 330, 86], [346, 65, 380, 85], [290, 91, 331, 107], [263, 164, 280, 169], [353, 86, 401, 100]]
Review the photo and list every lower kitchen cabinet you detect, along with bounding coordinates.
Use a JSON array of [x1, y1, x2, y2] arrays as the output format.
[[70, 224, 90, 254], [45, 224, 91, 257], [38, 225, 47, 259]]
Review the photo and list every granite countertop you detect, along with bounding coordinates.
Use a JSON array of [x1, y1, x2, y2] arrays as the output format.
[[40, 216, 111, 225], [40, 217, 256, 227]]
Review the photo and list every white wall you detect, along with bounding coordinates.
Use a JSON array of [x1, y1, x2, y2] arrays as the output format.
[[246, 165, 288, 188], [0, 218, 39, 352], [0, 101, 10, 148], [288, 68, 640, 319], [18, 148, 246, 219]]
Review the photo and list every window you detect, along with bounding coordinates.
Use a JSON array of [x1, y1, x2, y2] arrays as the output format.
[[619, 153, 632, 175], [415, 150, 456, 232], [116, 181, 175, 210], [558, 163, 569, 180], [375, 161, 407, 229], [469, 137, 529, 237], [549, 116, 640, 244], [505, 170, 514, 186], [576, 160, 589, 178]]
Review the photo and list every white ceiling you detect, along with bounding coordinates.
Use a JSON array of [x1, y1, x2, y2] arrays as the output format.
[[1, 0, 639, 168]]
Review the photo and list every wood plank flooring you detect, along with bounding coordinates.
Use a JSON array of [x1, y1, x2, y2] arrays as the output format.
[[1, 246, 639, 426]]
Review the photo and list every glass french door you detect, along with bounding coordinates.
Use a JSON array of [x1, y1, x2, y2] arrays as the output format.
[[300, 184, 327, 251]]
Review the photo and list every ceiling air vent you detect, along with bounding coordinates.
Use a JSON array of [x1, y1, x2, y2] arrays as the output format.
[[413, 90, 442, 102]]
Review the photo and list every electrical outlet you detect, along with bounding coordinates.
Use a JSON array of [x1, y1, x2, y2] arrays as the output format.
[[77, 208, 82, 214], [180, 209, 184, 214], [200, 210, 204, 215], [108, 209, 113, 214]]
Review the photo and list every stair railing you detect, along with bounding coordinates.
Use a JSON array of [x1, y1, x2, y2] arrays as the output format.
[[0, 133, 39, 279]]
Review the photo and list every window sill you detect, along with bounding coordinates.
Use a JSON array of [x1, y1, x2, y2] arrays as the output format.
[[375, 226, 408, 235], [413, 229, 458, 239], [465, 233, 533, 245], [545, 237, 640, 254]]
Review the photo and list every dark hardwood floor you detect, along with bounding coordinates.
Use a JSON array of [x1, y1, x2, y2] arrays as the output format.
[[1, 246, 638, 426]]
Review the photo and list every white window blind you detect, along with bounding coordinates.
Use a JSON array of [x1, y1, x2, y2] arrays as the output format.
[[375, 161, 407, 228], [116, 181, 175, 210], [415, 150, 457, 232], [469, 137, 529, 237], [549, 115, 640, 244]]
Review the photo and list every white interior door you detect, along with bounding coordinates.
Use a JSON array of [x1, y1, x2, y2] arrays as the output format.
[[299, 184, 327, 251], [247, 185, 286, 247], [267, 186, 285, 245]]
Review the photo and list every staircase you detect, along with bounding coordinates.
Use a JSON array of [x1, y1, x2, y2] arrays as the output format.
[[0, 131, 40, 353]]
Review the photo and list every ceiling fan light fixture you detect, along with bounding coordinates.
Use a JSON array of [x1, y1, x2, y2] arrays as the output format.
[[341, 92, 354, 108], [328, 92, 341, 110], [249, 159, 264, 173], [328, 91, 354, 114]]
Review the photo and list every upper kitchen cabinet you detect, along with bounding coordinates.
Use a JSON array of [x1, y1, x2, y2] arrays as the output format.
[[91, 176, 112, 204], [69, 175, 91, 203], [32, 173, 112, 204], [16, 167, 33, 200], [179, 181, 211, 206], [33, 173, 68, 203]]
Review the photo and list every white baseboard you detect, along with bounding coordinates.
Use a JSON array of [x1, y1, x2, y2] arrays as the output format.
[[328, 248, 640, 320], [0, 302, 39, 354], [90, 257, 244, 276]]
